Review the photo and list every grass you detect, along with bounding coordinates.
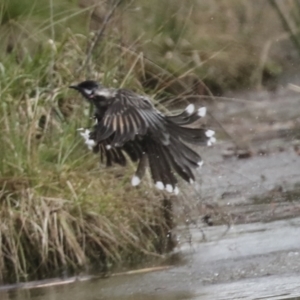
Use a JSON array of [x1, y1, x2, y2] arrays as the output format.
[[0, 1, 174, 283], [0, 34, 173, 283], [118, 0, 288, 94], [0, 0, 297, 283], [0, 83, 173, 282]]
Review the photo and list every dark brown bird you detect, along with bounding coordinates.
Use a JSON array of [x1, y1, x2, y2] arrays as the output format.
[[69, 80, 216, 194]]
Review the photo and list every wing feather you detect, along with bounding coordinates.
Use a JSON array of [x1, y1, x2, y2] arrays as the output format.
[[94, 88, 166, 146]]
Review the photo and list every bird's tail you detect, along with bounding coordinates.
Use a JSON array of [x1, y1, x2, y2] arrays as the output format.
[[141, 133, 206, 194], [145, 138, 179, 194], [166, 103, 207, 125], [166, 103, 216, 146], [129, 104, 215, 193], [167, 124, 216, 146]]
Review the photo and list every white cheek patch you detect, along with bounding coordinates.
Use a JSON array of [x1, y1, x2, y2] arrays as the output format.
[[83, 89, 93, 96]]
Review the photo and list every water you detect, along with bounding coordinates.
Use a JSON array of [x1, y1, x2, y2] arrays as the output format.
[[3, 217, 300, 300]]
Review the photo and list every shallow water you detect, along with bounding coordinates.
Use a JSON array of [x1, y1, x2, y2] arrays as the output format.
[[3, 217, 300, 300]]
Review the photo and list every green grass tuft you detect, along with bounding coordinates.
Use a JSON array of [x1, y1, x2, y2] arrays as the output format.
[[0, 10, 171, 282]]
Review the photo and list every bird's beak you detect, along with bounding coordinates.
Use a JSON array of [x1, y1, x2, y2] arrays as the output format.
[[69, 85, 78, 90]]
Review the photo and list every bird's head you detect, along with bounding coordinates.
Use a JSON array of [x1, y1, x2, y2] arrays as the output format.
[[69, 80, 101, 100]]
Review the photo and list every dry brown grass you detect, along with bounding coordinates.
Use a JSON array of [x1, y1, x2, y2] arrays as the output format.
[[0, 172, 171, 283]]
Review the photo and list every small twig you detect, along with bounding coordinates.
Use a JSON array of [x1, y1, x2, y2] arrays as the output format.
[[80, 0, 124, 74], [49, 0, 55, 89], [111, 265, 171, 277], [288, 83, 300, 93], [14, 266, 171, 290]]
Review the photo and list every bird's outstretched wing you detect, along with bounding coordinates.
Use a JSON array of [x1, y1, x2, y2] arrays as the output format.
[[94, 89, 169, 146], [71, 80, 216, 194]]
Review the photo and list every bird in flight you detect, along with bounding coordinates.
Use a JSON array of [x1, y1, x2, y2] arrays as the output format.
[[69, 80, 216, 194]]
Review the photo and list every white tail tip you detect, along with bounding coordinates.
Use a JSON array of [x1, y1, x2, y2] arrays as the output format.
[[205, 130, 215, 137], [197, 161, 204, 167], [174, 186, 179, 195], [106, 145, 112, 150], [165, 184, 173, 193], [131, 175, 141, 186], [155, 181, 164, 190], [185, 104, 195, 115], [198, 107, 207, 117], [207, 136, 216, 146]]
